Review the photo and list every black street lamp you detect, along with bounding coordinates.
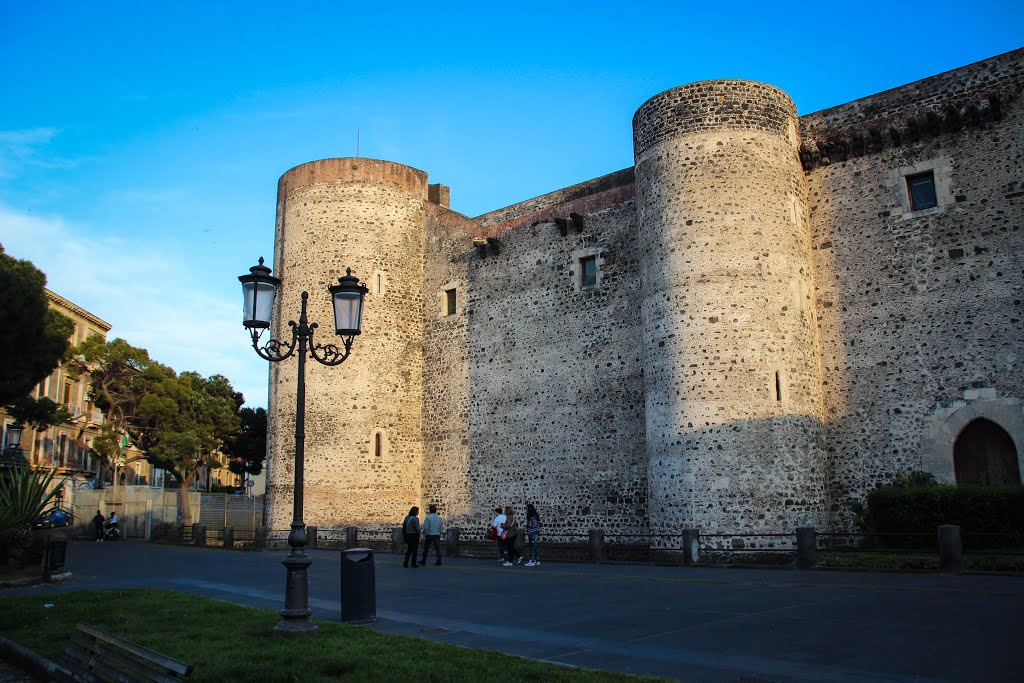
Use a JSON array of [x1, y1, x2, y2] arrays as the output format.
[[239, 257, 368, 636]]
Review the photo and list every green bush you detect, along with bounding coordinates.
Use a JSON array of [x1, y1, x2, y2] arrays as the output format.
[[865, 484, 1024, 549]]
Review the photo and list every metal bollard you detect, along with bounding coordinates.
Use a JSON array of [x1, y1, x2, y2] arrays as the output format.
[[307, 526, 318, 549], [254, 526, 268, 550], [795, 527, 817, 569], [346, 526, 358, 549], [588, 529, 605, 563], [446, 527, 460, 557], [937, 525, 963, 571], [391, 528, 403, 554], [682, 528, 700, 565], [223, 526, 235, 549]]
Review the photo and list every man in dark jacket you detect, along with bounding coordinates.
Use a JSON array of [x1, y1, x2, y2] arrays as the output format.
[[92, 510, 104, 542]]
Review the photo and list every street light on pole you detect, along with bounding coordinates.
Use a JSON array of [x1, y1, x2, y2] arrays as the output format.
[[239, 257, 368, 636]]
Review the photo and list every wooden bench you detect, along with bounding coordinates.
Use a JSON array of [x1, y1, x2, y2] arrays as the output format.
[[60, 622, 192, 682]]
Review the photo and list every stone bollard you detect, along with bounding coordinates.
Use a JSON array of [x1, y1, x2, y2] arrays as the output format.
[[937, 525, 963, 571], [346, 526, 358, 549], [193, 524, 206, 547], [447, 528, 460, 557], [307, 526, 318, 549], [588, 529, 605, 563], [174, 524, 185, 543], [682, 528, 700, 566], [223, 526, 235, 549], [254, 526, 268, 550], [391, 528, 403, 554], [795, 527, 817, 569]]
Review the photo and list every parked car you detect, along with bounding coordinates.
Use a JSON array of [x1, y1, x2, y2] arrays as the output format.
[[33, 507, 73, 529]]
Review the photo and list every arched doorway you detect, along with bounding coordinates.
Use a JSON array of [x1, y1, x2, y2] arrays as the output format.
[[953, 419, 1020, 485]]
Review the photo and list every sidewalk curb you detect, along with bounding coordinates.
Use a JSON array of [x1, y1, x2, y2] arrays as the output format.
[[0, 636, 68, 682]]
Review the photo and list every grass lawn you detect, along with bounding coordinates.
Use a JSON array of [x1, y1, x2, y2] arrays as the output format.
[[0, 588, 662, 682]]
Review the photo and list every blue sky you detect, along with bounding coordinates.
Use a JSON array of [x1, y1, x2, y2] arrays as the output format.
[[1, 1, 1021, 408]]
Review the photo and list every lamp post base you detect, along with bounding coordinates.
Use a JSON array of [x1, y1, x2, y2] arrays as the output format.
[[272, 551, 318, 636]]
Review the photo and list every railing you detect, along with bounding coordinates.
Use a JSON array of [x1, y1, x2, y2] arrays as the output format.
[[0, 448, 30, 466]]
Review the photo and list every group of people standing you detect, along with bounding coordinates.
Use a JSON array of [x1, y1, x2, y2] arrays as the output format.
[[491, 503, 541, 567], [401, 504, 444, 568], [399, 502, 543, 569]]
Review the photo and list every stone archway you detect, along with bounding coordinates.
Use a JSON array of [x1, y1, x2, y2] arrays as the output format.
[[953, 418, 1020, 485], [920, 397, 1024, 485]]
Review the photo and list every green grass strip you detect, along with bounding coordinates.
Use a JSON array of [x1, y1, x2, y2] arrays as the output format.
[[0, 588, 662, 682]]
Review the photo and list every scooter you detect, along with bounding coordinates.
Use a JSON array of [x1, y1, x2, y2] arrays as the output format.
[[101, 521, 121, 541]]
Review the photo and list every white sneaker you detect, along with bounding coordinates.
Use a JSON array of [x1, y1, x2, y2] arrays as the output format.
[[502, 561, 513, 567], [516, 556, 524, 565], [533, 561, 540, 566], [525, 561, 535, 567]]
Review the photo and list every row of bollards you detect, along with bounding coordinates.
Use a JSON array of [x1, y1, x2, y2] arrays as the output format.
[[186, 523, 968, 571]]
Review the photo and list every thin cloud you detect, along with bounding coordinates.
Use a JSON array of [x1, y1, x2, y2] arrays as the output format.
[[0, 203, 268, 407], [0, 127, 79, 177]]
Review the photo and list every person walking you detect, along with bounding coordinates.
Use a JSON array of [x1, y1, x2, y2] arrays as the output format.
[[402, 506, 421, 568], [92, 510, 104, 542], [525, 503, 542, 566], [420, 504, 444, 566]]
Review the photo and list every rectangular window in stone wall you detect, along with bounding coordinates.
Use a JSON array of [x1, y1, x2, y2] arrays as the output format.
[[907, 171, 937, 211], [580, 255, 598, 287], [445, 288, 457, 315]]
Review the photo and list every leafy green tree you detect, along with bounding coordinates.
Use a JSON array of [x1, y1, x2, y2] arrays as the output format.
[[224, 407, 266, 480], [143, 373, 242, 524], [0, 245, 74, 423], [64, 336, 163, 492]]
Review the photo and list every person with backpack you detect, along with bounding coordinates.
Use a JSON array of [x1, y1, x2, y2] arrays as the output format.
[[402, 506, 421, 568]]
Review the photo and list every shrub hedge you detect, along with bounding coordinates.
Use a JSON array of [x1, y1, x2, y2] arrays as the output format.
[[865, 485, 1024, 548]]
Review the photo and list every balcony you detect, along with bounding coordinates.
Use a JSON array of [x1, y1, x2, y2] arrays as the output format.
[[0, 447, 30, 467]]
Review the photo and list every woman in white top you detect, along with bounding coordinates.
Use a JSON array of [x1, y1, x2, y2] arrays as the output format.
[[490, 507, 506, 560]]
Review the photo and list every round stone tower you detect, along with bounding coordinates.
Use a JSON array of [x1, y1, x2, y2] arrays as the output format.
[[633, 81, 824, 537], [266, 158, 426, 530]]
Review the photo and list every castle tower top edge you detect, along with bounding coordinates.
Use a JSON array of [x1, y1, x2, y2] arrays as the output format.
[[278, 157, 429, 198], [633, 79, 798, 160]]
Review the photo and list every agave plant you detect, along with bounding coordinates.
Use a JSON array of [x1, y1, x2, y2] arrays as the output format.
[[0, 466, 66, 562]]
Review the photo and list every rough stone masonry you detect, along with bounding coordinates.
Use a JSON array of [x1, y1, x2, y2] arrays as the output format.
[[264, 48, 1024, 544]]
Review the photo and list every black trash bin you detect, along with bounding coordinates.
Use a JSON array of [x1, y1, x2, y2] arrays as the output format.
[[340, 548, 376, 623]]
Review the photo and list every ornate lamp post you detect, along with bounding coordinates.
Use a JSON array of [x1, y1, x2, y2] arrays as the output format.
[[239, 257, 368, 636]]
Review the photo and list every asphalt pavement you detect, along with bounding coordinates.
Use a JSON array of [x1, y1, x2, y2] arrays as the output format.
[[3, 540, 1021, 682]]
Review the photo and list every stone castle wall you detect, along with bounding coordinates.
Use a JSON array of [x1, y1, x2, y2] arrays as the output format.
[[634, 81, 824, 535], [267, 49, 1024, 539], [802, 51, 1024, 519], [267, 159, 427, 530]]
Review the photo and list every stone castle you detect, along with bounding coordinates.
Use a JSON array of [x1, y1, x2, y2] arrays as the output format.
[[264, 48, 1023, 540]]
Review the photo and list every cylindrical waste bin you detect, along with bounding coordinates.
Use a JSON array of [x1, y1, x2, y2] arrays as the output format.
[[340, 548, 376, 623]]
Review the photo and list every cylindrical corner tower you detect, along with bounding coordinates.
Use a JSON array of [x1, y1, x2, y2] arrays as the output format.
[[266, 158, 427, 530], [633, 81, 824, 536]]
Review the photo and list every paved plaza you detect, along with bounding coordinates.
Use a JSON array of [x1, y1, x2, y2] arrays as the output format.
[[3, 540, 1021, 682]]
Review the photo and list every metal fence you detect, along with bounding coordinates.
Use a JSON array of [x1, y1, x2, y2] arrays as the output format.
[[70, 487, 264, 541]]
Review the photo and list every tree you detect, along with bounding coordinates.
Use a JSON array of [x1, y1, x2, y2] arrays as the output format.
[[143, 373, 242, 524], [0, 245, 74, 421], [224, 407, 267, 481], [64, 336, 163, 492]]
